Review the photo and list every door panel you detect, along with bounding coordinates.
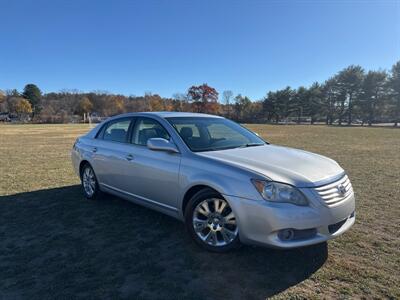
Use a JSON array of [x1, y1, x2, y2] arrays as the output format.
[[122, 145, 181, 209], [90, 117, 134, 189], [93, 141, 135, 190], [121, 117, 181, 209]]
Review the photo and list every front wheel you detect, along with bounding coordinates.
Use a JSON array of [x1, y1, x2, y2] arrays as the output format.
[[185, 189, 240, 252]]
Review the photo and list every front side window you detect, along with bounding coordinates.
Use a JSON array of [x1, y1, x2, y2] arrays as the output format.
[[131, 118, 170, 146], [102, 119, 131, 143], [167, 117, 265, 152]]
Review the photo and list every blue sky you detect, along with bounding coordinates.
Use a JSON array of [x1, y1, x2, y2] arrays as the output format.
[[0, 0, 398, 100]]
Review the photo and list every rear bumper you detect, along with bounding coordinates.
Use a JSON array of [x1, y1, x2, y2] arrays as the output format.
[[71, 149, 81, 177], [225, 193, 355, 249]]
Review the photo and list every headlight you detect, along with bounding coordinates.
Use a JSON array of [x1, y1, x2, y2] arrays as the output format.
[[251, 179, 308, 206]]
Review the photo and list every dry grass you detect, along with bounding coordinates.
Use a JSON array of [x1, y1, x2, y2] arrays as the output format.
[[0, 123, 399, 299]]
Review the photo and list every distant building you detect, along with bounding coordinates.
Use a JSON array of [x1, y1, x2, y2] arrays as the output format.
[[87, 112, 107, 123], [0, 112, 10, 122]]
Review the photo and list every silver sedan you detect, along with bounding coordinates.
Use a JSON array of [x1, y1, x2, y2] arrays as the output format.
[[71, 112, 355, 252]]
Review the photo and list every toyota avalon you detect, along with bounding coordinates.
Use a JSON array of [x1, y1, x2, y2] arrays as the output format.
[[71, 112, 355, 252]]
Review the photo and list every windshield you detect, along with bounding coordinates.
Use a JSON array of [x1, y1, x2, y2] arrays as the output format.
[[167, 117, 266, 152]]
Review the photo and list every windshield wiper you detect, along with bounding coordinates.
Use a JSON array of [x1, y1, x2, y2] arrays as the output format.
[[196, 143, 265, 152], [239, 143, 265, 148]]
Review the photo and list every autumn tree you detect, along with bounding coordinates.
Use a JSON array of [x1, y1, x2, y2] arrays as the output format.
[[77, 96, 94, 115], [90, 93, 126, 116], [3, 60, 398, 124], [15, 99, 33, 117], [0, 90, 5, 111], [109, 95, 125, 115], [0, 89, 5, 102], [8, 97, 32, 121], [148, 94, 165, 111], [187, 84, 219, 114]]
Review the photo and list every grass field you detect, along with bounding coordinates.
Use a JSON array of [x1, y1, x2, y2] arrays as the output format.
[[1, 123, 399, 299]]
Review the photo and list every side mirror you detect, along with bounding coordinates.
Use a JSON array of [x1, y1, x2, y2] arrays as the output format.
[[147, 138, 179, 153]]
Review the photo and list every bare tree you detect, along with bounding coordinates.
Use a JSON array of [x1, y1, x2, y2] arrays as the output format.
[[222, 90, 233, 117], [172, 93, 188, 111]]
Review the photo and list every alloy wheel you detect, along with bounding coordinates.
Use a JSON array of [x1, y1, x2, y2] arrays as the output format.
[[192, 198, 238, 247], [82, 166, 96, 197]]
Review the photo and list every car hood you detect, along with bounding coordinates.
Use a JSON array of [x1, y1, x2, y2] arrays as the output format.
[[197, 144, 344, 188]]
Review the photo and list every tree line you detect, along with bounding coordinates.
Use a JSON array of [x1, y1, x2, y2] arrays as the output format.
[[0, 60, 399, 126]]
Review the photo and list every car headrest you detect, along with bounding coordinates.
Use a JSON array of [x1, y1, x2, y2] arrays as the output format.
[[139, 128, 157, 144], [110, 129, 126, 142], [180, 127, 193, 139]]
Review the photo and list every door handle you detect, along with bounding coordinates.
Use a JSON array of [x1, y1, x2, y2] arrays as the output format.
[[126, 154, 134, 161], [92, 147, 98, 153]]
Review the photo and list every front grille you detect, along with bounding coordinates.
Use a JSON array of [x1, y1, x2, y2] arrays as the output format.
[[314, 174, 353, 206]]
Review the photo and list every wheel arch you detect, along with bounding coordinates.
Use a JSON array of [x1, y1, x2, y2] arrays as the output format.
[[181, 184, 224, 216], [79, 160, 91, 179]]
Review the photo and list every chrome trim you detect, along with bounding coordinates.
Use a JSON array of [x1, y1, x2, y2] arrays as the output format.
[[312, 171, 346, 188], [100, 183, 179, 212], [313, 174, 354, 207]]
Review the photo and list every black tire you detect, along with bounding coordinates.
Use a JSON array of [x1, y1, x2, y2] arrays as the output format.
[[184, 188, 241, 253], [80, 163, 102, 200]]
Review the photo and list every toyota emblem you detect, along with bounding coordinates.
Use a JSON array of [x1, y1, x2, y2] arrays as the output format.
[[337, 184, 346, 196]]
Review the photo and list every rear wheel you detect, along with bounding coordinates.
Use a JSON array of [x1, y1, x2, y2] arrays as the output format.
[[81, 163, 102, 200], [185, 188, 240, 252]]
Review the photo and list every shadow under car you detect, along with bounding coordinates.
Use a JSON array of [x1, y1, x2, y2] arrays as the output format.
[[0, 185, 328, 299]]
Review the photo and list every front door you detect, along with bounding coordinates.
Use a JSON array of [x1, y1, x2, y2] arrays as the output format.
[[123, 117, 181, 210]]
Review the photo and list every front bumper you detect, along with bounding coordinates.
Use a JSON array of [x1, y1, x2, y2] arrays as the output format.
[[225, 192, 355, 249]]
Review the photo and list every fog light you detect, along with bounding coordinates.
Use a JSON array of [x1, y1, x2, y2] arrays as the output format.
[[278, 229, 295, 241]]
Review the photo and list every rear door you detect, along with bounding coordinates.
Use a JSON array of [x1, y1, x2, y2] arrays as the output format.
[[91, 117, 135, 190]]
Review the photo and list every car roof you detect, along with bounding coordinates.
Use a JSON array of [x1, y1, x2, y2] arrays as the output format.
[[110, 111, 224, 119]]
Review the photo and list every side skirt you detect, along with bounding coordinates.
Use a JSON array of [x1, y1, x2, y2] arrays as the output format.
[[100, 183, 182, 221]]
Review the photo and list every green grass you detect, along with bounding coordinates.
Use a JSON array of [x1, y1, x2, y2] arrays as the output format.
[[0, 123, 399, 299]]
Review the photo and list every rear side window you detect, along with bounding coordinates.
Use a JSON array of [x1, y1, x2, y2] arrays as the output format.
[[101, 119, 132, 143]]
